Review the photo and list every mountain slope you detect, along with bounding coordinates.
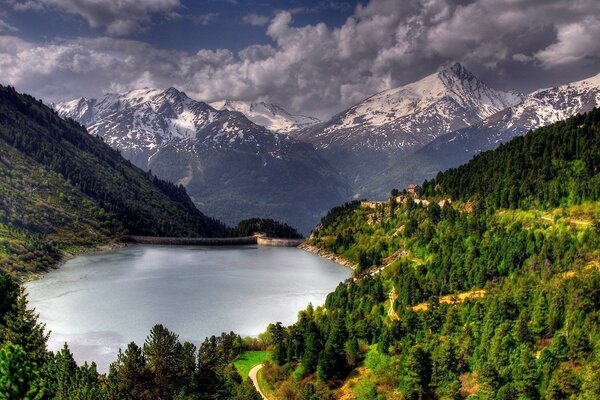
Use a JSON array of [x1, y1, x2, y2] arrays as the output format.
[[260, 108, 600, 399], [294, 63, 523, 187], [209, 99, 319, 133], [361, 71, 600, 199], [0, 85, 227, 275], [57, 88, 349, 233]]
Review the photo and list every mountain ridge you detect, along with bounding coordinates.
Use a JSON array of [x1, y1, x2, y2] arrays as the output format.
[[358, 70, 600, 199], [209, 99, 320, 133], [260, 107, 600, 399], [0, 85, 227, 275], [56, 87, 350, 233], [293, 62, 524, 188]]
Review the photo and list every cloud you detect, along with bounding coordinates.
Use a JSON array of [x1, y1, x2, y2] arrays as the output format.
[[8, 0, 182, 35], [2, 0, 600, 118], [535, 15, 600, 67], [0, 18, 18, 32], [289, 1, 353, 14], [242, 13, 270, 27], [192, 13, 219, 26]]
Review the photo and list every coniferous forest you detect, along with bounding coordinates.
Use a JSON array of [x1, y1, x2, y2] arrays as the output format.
[[1, 97, 598, 398], [254, 110, 600, 399], [0, 95, 599, 398], [2, 0, 600, 398]]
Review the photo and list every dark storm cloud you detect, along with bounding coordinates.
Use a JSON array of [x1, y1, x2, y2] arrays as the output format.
[[1, 0, 599, 118], [4, 0, 182, 35]]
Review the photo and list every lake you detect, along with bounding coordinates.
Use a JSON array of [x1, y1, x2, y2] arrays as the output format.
[[25, 245, 350, 372]]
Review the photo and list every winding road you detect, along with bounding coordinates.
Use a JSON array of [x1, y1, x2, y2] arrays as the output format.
[[249, 364, 268, 400]]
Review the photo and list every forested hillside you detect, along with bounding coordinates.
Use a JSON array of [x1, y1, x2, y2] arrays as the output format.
[[235, 218, 303, 239], [259, 110, 600, 399], [0, 85, 227, 275], [421, 110, 600, 209]]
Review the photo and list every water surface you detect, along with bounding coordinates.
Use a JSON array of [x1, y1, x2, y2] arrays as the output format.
[[25, 245, 349, 371]]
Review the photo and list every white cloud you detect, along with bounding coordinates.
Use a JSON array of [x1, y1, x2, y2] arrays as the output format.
[[8, 0, 182, 35], [242, 13, 270, 27], [535, 16, 600, 67], [1, 0, 600, 118], [0, 18, 18, 32]]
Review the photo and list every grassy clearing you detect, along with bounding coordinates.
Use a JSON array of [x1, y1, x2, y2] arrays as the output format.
[[233, 351, 269, 380], [411, 289, 486, 312]]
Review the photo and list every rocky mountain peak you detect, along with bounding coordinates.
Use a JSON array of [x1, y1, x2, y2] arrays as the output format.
[[209, 99, 320, 133]]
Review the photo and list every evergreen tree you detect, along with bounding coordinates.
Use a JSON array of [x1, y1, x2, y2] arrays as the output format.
[[0, 342, 43, 400], [143, 324, 181, 399], [1, 289, 49, 366], [405, 345, 432, 400], [108, 342, 152, 399]]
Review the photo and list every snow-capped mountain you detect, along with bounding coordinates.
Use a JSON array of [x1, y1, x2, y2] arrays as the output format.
[[294, 62, 523, 187], [359, 70, 600, 199], [209, 100, 319, 133], [56, 88, 279, 157], [56, 88, 349, 233]]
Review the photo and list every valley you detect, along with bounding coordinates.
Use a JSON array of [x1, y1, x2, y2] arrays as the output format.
[[56, 87, 349, 234], [57, 63, 600, 223], [2, 2, 600, 399]]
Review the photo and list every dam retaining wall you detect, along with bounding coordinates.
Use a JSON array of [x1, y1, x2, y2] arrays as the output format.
[[125, 235, 304, 247]]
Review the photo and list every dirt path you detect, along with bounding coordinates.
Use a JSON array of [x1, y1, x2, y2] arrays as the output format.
[[249, 364, 268, 400]]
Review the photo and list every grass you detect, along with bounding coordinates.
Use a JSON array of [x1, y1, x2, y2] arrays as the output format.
[[233, 351, 269, 380], [257, 367, 276, 398]]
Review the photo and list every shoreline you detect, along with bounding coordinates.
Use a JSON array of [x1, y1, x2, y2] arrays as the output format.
[[22, 237, 347, 283], [20, 235, 306, 282], [20, 240, 127, 283], [299, 242, 357, 270]]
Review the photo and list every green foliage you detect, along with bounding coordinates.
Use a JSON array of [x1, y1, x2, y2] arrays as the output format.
[[422, 109, 600, 209], [0, 342, 43, 400], [235, 218, 302, 238], [233, 351, 269, 380], [259, 109, 600, 398]]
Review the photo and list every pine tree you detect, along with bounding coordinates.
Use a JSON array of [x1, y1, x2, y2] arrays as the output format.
[[108, 342, 152, 399], [405, 345, 432, 400], [0, 342, 43, 400], [1, 288, 49, 366], [143, 324, 181, 399]]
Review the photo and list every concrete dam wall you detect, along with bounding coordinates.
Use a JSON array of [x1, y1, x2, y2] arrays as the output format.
[[125, 235, 304, 247]]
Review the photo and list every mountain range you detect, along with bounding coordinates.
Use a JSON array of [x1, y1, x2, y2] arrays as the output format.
[[359, 69, 600, 198], [293, 62, 524, 187], [0, 85, 226, 274], [56, 88, 349, 233], [209, 99, 320, 133], [57, 63, 600, 229]]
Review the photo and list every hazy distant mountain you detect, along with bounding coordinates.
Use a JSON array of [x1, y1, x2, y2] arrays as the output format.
[[57, 88, 349, 233], [294, 63, 524, 188], [209, 99, 320, 133], [360, 70, 600, 199]]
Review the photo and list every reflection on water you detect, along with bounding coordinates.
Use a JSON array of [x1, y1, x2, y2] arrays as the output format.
[[26, 245, 349, 372]]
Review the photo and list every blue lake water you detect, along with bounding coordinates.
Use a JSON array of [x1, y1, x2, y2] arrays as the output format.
[[25, 245, 350, 371]]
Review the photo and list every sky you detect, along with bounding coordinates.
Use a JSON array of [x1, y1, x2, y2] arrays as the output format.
[[0, 0, 599, 119]]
